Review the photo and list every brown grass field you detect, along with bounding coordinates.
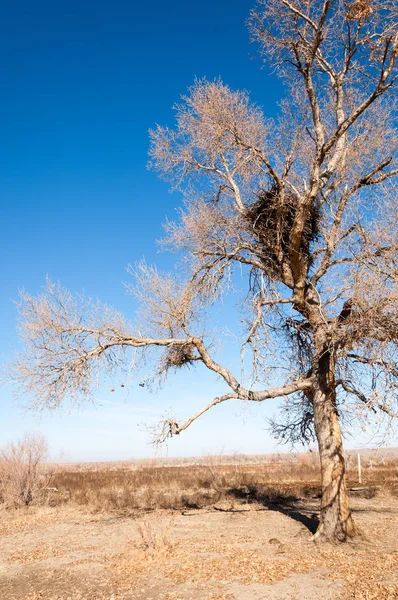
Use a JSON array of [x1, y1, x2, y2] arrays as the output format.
[[1, 450, 398, 600]]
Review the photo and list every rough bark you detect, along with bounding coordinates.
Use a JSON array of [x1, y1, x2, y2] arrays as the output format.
[[311, 347, 356, 542]]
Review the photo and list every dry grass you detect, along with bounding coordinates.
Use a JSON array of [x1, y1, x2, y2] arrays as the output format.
[[104, 501, 398, 600], [0, 506, 61, 537], [47, 450, 398, 513], [136, 517, 175, 552], [2, 447, 397, 600], [7, 543, 66, 564], [50, 458, 316, 512], [1, 459, 398, 600]]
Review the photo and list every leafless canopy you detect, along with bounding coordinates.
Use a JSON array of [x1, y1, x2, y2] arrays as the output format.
[[10, 1, 398, 447]]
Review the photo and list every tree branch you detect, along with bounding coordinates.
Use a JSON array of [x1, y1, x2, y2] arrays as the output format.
[[169, 376, 315, 438]]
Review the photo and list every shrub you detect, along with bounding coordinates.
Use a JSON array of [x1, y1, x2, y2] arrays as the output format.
[[0, 433, 52, 508], [136, 518, 174, 552]]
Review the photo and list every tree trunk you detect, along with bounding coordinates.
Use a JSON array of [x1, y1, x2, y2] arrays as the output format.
[[311, 349, 356, 542]]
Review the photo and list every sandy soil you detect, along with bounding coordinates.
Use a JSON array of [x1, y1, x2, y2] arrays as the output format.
[[1, 494, 397, 600]]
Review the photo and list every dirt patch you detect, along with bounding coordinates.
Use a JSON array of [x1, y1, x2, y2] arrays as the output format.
[[0, 495, 397, 599]]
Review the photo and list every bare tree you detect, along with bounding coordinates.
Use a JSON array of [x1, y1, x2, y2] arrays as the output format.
[[8, 0, 398, 542]]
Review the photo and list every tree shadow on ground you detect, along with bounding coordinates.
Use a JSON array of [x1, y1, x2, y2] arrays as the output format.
[[227, 485, 320, 534], [267, 503, 319, 533]]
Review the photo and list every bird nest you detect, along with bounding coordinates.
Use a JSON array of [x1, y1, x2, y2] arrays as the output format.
[[245, 185, 320, 274], [347, 0, 373, 21], [164, 343, 197, 370]]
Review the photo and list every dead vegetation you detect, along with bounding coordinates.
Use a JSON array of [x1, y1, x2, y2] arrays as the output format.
[[45, 451, 398, 514], [0, 452, 398, 599], [0, 434, 52, 509], [2, 492, 397, 600], [136, 517, 175, 552]]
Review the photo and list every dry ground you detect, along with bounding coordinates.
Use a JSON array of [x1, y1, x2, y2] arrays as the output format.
[[1, 492, 398, 600]]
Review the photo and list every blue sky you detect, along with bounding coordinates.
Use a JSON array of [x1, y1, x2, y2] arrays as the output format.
[[1, 1, 392, 461]]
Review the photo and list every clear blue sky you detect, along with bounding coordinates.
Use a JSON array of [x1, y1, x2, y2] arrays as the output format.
[[1, 1, 390, 461]]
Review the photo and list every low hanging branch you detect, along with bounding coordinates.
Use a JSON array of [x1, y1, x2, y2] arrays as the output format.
[[11, 281, 313, 421]]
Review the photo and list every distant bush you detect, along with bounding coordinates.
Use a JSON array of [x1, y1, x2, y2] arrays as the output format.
[[0, 434, 52, 508]]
